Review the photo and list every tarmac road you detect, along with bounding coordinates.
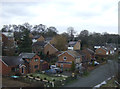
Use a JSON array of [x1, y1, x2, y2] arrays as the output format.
[[65, 60, 118, 87]]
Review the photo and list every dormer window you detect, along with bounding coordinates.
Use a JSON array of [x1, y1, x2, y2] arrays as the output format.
[[63, 56, 67, 61]]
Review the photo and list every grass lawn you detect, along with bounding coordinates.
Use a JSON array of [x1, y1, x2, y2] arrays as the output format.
[[27, 73, 65, 82]]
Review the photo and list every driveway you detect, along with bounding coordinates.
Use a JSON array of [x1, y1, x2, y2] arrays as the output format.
[[65, 60, 118, 87]]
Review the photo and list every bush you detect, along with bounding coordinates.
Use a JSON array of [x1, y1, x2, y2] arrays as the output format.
[[30, 74, 33, 77], [53, 79, 55, 81], [37, 76, 39, 78]]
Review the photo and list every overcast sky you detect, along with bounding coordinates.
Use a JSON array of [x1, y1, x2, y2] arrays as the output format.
[[0, 0, 119, 34]]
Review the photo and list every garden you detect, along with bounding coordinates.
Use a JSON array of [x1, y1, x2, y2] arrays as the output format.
[[20, 73, 76, 87]]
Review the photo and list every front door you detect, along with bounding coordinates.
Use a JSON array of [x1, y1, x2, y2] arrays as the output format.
[[22, 67, 24, 74]]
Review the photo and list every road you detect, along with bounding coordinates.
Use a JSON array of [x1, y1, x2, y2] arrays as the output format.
[[65, 60, 118, 87]]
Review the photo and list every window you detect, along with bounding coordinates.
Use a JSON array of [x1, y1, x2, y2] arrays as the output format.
[[22, 67, 24, 74], [61, 64, 63, 68], [63, 56, 67, 61], [34, 58, 38, 62], [34, 65, 38, 69]]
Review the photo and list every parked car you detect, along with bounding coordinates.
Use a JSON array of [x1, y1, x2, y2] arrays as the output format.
[[45, 69, 56, 74], [94, 61, 99, 66], [54, 68, 63, 73], [89, 61, 99, 66], [50, 65, 57, 69]]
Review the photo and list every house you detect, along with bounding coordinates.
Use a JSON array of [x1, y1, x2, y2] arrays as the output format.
[[68, 40, 81, 50], [0, 56, 25, 75], [56, 50, 82, 69], [32, 35, 45, 43], [44, 42, 58, 55], [29, 33, 34, 39], [95, 47, 110, 56], [82, 48, 95, 62], [45, 37, 56, 45], [32, 41, 47, 54], [94, 43, 116, 55], [32, 41, 58, 55], [76, 50, 89, 70], [1, 53, 49, 75]]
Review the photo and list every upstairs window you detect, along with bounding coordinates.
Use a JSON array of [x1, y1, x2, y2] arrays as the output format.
[[34, 58, 38, 62], [63, 56, 67, 61]]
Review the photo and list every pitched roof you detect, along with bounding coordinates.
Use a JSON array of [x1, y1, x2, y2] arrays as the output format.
[[19, 53, 36, 59], [68, 41, 77, 46], [83, 48, 94, 54], [32, 41, 47, 47], [45, 37, 53, 42], [75, 50, 86, 56], [33, 35, 40, 39], [44, 42, 58, 51], [58, 50, 80, 58], [67, 50, 80, 58], [2, 56, 24, 66]]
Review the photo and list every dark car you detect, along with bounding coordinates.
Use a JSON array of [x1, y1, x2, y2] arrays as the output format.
[[54, 68, 63, 73], [45, 69, 57, 74]]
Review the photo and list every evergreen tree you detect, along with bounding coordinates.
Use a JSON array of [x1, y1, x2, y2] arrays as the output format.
[[19, 28, 32, 53], [71, 61, 75, 72]]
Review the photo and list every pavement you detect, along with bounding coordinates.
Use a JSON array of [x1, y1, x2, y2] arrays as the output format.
[[65, 60, 119, 87]]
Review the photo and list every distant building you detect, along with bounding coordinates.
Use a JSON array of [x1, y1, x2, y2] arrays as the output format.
[[82, 48, 95, 62], [68, 40, 81, 50]]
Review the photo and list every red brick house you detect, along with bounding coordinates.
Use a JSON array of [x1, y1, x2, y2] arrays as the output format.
[[32, 41, 58, 55], [95, 47, 109, 56], [56, 50, 82, 69], [68, 40, 81, 50], [82, 48, 95, 62], [0, 53, 49, 75], [44, 42, 58, 55], [32, 41, 47, 54]]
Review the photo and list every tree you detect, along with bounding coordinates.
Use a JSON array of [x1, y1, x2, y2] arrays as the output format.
[[61, 32, 69, 42], [46, 26, 58, 37], [67, 27, 76, 41], [80, 30, 89, 37], [18, 28, 32, 53], [71, 61, 75, 72], [53, 35, 67, 51]]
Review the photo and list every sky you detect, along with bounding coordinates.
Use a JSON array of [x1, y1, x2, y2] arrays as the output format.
[[0, 0, 119, 34]]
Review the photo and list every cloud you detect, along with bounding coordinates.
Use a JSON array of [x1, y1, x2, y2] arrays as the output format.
[[0, 0, 119, 34]]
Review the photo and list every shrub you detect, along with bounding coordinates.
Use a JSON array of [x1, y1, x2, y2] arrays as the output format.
[[71, 61, 75, 72], [37, 76, 39, 78], [53, 79, 55, 81], [30, 74, 33, 77]]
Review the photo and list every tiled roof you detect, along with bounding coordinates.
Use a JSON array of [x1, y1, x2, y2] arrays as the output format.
[[19, 53, 36, 59], [68, 41, 77, 46], [32, 41, 47, 47], [67, 50, 80, 58], [2, 56, 24, 66]]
